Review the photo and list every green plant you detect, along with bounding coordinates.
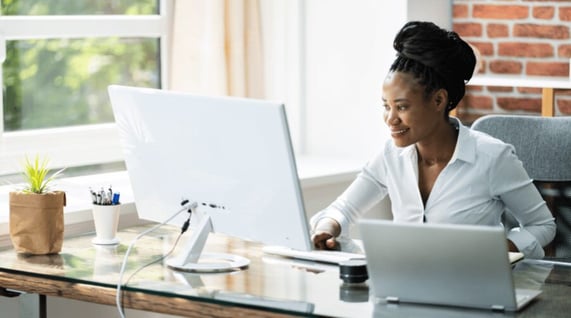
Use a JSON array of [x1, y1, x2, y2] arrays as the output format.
[[21, 155, 65, 194]]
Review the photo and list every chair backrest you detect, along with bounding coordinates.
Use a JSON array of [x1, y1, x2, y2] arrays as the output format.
[[471, 115, 571, 182], [471, 114, 571, 257]]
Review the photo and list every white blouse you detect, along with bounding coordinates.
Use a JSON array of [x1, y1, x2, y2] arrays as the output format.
[[311, 118, 556, 259]]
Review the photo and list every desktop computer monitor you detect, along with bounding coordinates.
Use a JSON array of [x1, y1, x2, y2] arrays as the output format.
[[108, 85, 312, 272]]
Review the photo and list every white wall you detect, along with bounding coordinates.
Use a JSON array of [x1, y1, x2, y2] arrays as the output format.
[[304, 0, 400, 160], [408, 0, 452, 29]]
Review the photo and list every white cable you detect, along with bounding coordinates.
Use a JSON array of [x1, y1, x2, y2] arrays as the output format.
[[115, 201, 194, 318]]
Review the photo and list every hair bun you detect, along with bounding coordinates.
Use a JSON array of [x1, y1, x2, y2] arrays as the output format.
[[393, 21, 476, 83]]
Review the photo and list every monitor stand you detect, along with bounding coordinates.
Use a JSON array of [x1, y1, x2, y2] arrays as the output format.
[[166, 206, 250, 273]]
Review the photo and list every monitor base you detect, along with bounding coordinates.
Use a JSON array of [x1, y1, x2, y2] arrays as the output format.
[[166, 205, 250, 273], [166, 252, 249, 273]]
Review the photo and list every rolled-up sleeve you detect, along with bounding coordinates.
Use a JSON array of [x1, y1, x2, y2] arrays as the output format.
[[310, 161, 388, 237]]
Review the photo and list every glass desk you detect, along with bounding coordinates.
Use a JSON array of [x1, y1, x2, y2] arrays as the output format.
[[0, 224, 570, 318]]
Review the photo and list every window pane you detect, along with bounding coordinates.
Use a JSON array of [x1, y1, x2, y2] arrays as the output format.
[[3, 38, 160, 131], [1, 0, 158, 15]]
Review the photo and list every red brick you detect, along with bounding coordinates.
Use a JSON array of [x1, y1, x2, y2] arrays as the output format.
[[558, 98, 571, 114], [453, 4, 469, 18], [470, 42, 494, 56], [489, 60, 523, 74], [473, 5, 529, 19], [498, 43, 554, 57], [487, 24, 509, 38], [469, 52, 486, 75], [497, 97, 541, 112], [457, 98, 468, 110], [465, 95, 494, 110], [533, 6, 555, 19], [517, 87, 542, 94], [558, 44, 571, 57], [453, 23, 483, 37], [488, 86, 514, 92], [526, 62, 569, 76], [467, 85, 484, 92], [513, 24, 569, 39], [560, 7, 571, 21], [558, 89, 571, 96], [482, 60, 488, 71]]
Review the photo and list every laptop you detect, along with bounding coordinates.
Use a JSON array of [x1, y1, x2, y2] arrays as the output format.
[[359, 219, 541, 312]]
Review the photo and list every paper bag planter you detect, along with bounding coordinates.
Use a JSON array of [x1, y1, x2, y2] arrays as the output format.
[[9, 191, 66, 254]]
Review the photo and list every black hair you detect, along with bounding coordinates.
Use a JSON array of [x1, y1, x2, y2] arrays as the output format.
[[389, 21, 476, 115]]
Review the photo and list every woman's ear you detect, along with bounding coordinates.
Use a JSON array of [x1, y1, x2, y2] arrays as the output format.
[[433, 89, 448, 112]]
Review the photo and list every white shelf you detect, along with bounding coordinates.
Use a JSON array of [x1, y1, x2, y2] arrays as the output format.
[[468, 74, 571, 89]]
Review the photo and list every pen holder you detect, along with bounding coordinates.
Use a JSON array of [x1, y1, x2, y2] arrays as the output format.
[[91, 204, 121, 245]]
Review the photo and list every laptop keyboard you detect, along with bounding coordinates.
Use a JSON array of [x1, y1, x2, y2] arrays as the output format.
[[262, 245, 365, 264]]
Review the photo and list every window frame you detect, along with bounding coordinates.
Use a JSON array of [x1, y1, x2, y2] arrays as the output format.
[[0, 0, 172, 175]]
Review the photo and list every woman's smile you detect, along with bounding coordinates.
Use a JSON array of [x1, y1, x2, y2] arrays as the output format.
[[390, 127, 410, 138]]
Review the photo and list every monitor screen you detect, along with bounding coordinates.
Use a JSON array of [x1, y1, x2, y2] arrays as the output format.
[[108, 85, 312, 271]]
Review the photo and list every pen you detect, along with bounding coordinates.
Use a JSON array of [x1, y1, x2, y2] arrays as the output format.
[[100, 188, 106, 204], [90, 186, 120, 205], [89, 188, 97, 204]]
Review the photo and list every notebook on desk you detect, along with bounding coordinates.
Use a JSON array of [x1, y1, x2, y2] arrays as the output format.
[[359, 220, 540, 312]]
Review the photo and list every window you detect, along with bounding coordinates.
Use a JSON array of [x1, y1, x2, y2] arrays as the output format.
[[0, 0, 170, 176]]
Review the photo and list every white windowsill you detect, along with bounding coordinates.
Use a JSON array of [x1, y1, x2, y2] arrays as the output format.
[[0, 155, 364, 247]]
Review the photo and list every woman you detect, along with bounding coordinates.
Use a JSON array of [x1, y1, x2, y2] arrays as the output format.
[[310, 21, 555, 259]]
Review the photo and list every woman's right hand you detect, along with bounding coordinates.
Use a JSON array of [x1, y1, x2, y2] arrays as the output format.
[[311, 217, 341, 250]]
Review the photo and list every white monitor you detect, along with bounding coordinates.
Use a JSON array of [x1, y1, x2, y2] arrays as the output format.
[[108, 85, 312, 272]]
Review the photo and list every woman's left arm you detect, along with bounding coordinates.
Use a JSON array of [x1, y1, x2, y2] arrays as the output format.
[[491, 146, 556, 259]]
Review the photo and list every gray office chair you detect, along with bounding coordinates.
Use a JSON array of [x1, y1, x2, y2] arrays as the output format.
[[471, 114, 571, 257]]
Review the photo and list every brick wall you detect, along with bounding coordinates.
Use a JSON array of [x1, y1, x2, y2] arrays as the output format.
[[452, 0, 571, 123]]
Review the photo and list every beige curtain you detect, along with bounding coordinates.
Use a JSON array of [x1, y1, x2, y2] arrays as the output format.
[[169, 0, 265, 99]]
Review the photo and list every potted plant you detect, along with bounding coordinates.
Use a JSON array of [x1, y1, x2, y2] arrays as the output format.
[[9, 155, 66, 254]]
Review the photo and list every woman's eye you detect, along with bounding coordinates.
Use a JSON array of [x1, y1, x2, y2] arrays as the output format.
[[382, 104, 407, 112]]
